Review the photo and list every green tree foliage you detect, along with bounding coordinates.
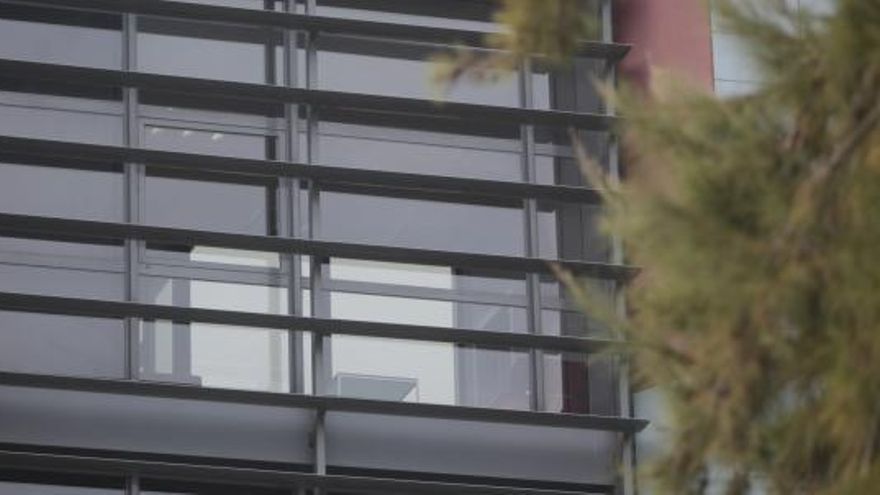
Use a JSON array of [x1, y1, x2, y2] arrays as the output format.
[[445, 0, 880, 493]]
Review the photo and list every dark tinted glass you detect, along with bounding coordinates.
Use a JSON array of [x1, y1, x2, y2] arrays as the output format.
[[0, 470, 123, 494], [141, 478, 290, 494]]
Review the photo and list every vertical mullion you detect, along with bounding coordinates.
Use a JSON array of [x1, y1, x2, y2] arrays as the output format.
[[125, 475, 139, 495], [600, 1, 635, 494], [282, 7, 309, 494], [520, 59, 545, 413], [122, 12, 140, 382], [282, 0, 305, 396], [304, 0, 328, 483]]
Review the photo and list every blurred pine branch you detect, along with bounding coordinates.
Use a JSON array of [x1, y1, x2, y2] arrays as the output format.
[[441, 0, 880, 493]]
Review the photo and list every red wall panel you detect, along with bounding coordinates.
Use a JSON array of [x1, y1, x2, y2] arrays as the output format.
[[613, 0, 714, 90]]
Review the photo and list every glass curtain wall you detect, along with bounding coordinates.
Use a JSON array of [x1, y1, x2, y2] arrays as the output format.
[[0, 0, 616, 410]]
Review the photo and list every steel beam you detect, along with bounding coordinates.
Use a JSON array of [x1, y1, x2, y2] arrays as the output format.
[[12, 0, 630, 62], [0, 135, 602, 205], [0, 291, 617, 354], [0, 58, 617, 130], [0, 371, 648, 433], [0, 212, 638, 279]]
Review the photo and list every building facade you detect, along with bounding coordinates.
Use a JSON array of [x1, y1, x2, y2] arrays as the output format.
[[0, 0, 655, 494]]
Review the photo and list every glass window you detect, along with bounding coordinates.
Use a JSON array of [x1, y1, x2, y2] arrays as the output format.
[[324, 259, 528, 333], [140, 319, 290, 392], [320, 191, 525, 256], [315, 0, 498, 31], [148, 245, 282, 270], [140, 116, 280, 237], [139, 275, 289, 392], [0, 237, 124, 301], [140, 90, 285, 127], [537, 200, 610, 263], [0, 159, 123, 222], [317, 120, 522, 181], [456, 345, 532, 410], [540, 277, 615, 337], [712, 31, 762, 83], [317, 34, 518, 105], [137, 17, 283, 84], [315, 258, 531, 408], [144, 124, 276, 160], [326, 335, 531, 410], [532, 59, 606, 113], [534, 128, 610, 187], [0, 311, 125, 379], [0, 79, 123, 145], [543, 351, 619, 416], [143, 170, 276, 235], [141, 276, 288, 314], [0, 4, 122, 69]]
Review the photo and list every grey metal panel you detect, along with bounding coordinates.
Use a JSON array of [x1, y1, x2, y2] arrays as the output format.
[[0, 385, 313, 464], [13, 0, 631, 62], [325, 412, 619, 485], [0, 445, 603, 495], [0, 135, 602, 204], [0, 372, 648, 432], [0, 58, 617, 130]]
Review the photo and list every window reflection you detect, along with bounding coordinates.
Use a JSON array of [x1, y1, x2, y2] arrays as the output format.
[[320, 191, 524, 256], [0, 237, 124, 301], [544, 352, 618, 416], [537, 200, 610, 263], [137, 17, 283, 84], [318, 126, 522, 180], [143, 125, 276, 160], [0, 78, 123, 145], [140, 319, 289, 392], [322, 259, 532, 409], [144, 172, 275, 235], [139, 277, 288, 391], [456, 346, 531, 410], [317, 35, 518, 105], [0, 311, 125, 379], [315, 1, 498, 31], [532, 58, 606, 113], [0, 4, 121, 69], [0, 160, 123, 222]]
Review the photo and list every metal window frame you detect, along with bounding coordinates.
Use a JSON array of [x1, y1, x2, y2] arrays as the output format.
[[0, 289, 614, 353], [0, 212, 635, 278], [13, 0, 630, 62], [0, 58, 617, 130], [0, 135, 602, 205], [0, 1, 646, 492]]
